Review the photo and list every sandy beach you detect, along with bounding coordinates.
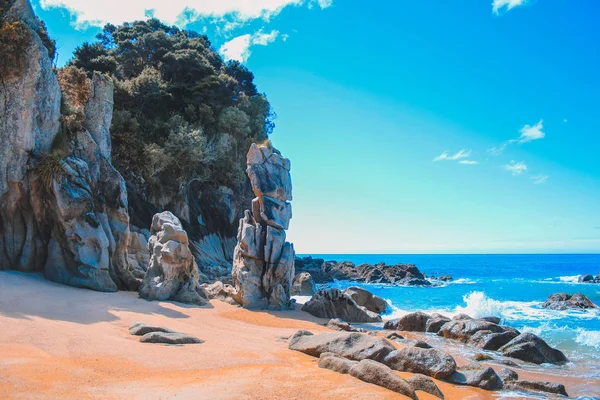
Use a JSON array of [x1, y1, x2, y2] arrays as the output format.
[[0, 270, 590, 400]]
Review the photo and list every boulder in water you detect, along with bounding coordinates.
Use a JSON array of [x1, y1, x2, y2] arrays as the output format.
[[499, 333, 568, 364], [301, 288, 382, 323], [447, 363, 503, 391], [541, 292, 597, 310], [344, 286, 387, 314]]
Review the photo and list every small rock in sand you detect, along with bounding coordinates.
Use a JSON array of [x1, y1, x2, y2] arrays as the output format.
[[505, 380, 568, 397], [140, 332, 203, 344], [497, 368, 518, 382], [129, 323, 175, 336]]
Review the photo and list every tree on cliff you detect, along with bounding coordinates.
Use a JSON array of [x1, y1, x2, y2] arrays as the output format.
[[69, 19, 274, 202]]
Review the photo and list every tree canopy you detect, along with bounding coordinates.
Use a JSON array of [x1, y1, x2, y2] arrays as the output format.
[[69, 19, 275, 201]]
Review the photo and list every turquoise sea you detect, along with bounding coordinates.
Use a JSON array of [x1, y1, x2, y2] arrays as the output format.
[[300, 254, 600, 394]]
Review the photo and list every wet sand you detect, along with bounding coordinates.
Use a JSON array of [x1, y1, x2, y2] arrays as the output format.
[[0, 271, 586, 399]]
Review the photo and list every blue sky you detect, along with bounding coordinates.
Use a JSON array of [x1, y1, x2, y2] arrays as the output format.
[[33, 0, 600, 253]]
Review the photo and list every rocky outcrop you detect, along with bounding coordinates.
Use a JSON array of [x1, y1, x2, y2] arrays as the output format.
[[345, 286, 387, 314], [291, 272, 316, 296], [437, 319, 505, 342], [295, 256, 432, 286], [231, 143, 295, 310], [425, 314, 451, 333], [541, 292, 597, 310], [301, 288, 382, 323], [288, 331, 395, 362], [578, 273, 600, 283], [0, 1, 141, 292], [200, 280, 237, 305], [499, 333, 568, 364], [0, 0, 60, 274], [138, 212, 207, 305]]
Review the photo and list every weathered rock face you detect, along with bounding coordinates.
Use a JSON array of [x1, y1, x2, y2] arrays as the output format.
[[504, 380, 568, 397], [1, 1, 141, 292], [231, 143, 295, 310], [541, 292, 597, 310], [0, 0, 60, 273], [138, 212, 207, 305], [301, 288, 382, 323], [288, 331, 395, 362]]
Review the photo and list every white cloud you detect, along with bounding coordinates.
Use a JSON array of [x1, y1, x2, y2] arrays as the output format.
[[219, 29, 279, 62], [459, 160, 479, 165], [434, 149, 471, 162], [39, 0, 332, 28], [488, 119, 545, 155], [281, 33, 290, 41], [531, 174, 549, 184], [504, 160, 528, 175], [518, 120, 545, 143], [492, 0, 527, 14]]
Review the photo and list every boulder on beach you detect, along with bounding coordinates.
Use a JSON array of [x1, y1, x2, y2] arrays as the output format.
[[327, 318, 363, 332], [407, 374, 445, 399], [139, 332, 204, 344], [438, 319, 505, 342], [291, 272, 316, 296], [447, 363, 503, 391], [499, 333, 568, 364], [318, 352, 357, 374], [504, 380, 568, 397], [199, 281, 238, 305], [345, 286, 387, 314], [301, 288, 382, 323], [425, 315, 451, 333], [497, 368, 518, 382], [386, 312, 430, 332], [383, 347, 457, 379], [467, 330, 518, 351], [138, 212, 208, 305], [288, 331, 395, 362], [348, 359, 417, 400], [541, 292, 597, 310], [385, 333, 432, 349]]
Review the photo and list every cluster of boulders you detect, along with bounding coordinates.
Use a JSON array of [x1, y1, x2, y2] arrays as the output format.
[[295, 256, 434, 286], [286, 328, 568, 398], [578, 273, 600, 283], [230, 144, 295, 310], [301, 287, 388, 323], [541, 292, 598, 311], [387, 311, 568, 365], [129, 322, 203, 345]]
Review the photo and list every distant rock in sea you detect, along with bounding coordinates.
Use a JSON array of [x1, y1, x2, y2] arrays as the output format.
[[295, 256, 432, 286], [541, 292, 598, 310]]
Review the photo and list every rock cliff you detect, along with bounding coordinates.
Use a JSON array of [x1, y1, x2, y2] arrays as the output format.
[[231, 143, 295, 309], [0, 1, 139, 291]]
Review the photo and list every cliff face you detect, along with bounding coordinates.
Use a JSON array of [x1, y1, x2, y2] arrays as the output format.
[[0, 0, 258, 291]]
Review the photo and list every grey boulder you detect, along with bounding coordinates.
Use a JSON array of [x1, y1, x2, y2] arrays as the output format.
[[541, 292, 597, 310], [383, 347, 457, 379], [447, 364, 503, 391], [497, 368, 518, 382], [348, 359, 417, 399], [327, 318, 363, 332], [406, 374, 444, 399], [385, 312, 430, 331], [345, 286, 387, 314], [288, 331, 395, 362], [499, 333, 568, 364], [438, 319, 505, 342], [129, 323, 175, 336], [467, 330, 518, 351], [504, 380, 568, 397], [301, 289, 382, 323], [318, 352, 358, 374]]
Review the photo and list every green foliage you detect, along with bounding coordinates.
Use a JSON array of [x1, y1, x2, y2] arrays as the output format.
[[0, 20, 31, 81], [33, 152, 65, 192], [56, 66, 91, 134], [69, 19, 276, 199]]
